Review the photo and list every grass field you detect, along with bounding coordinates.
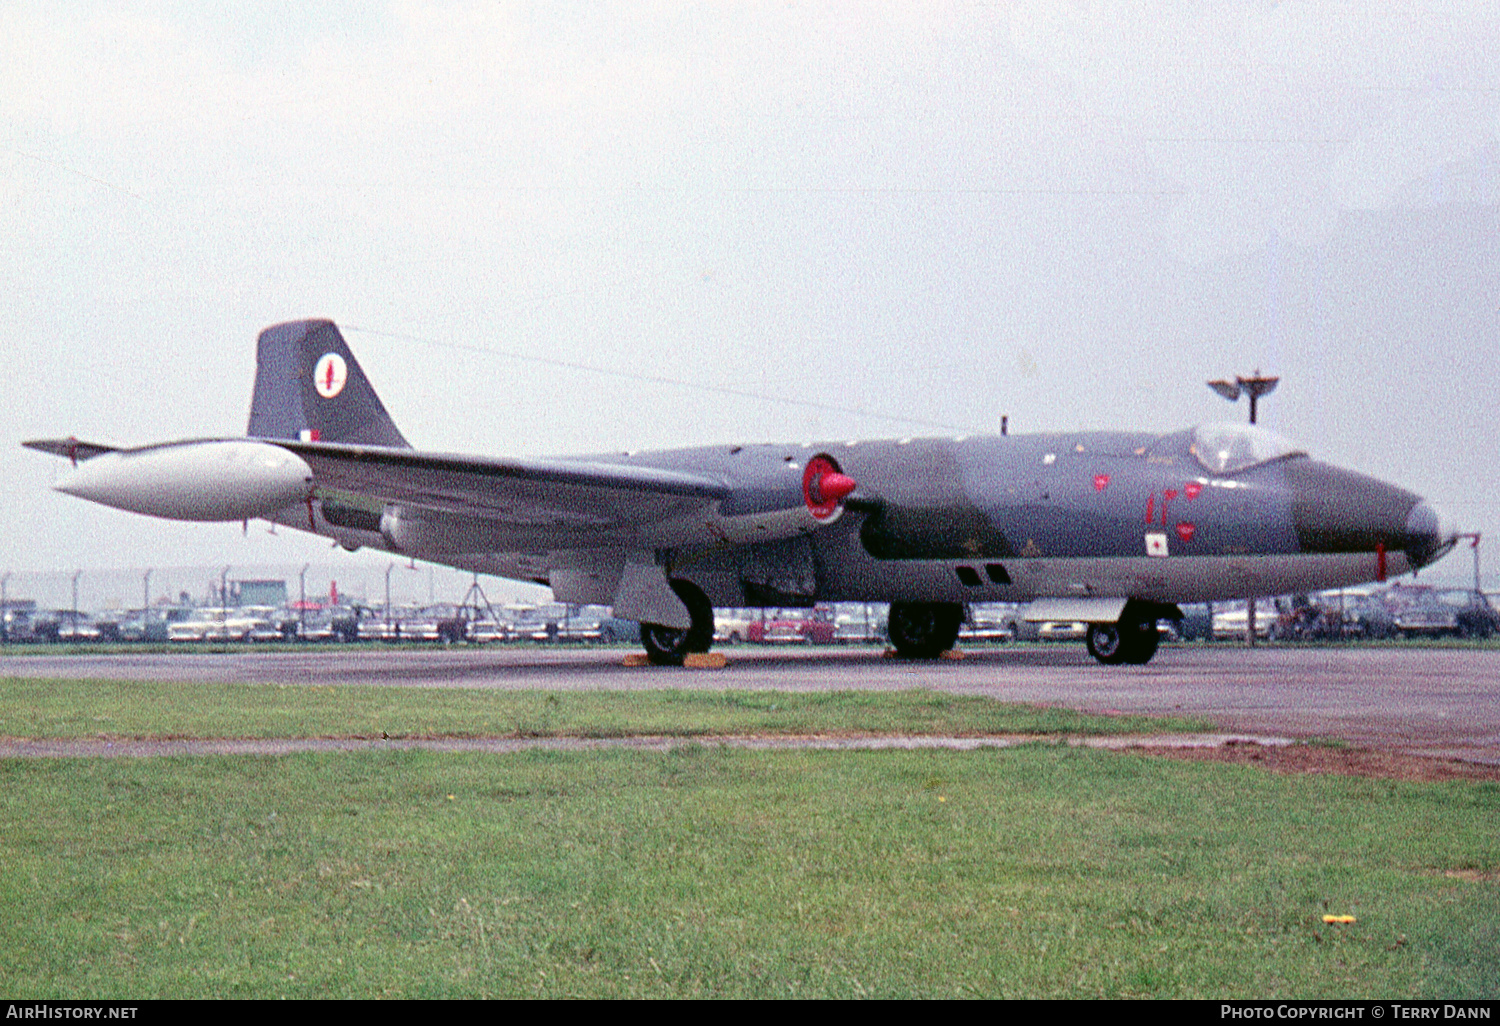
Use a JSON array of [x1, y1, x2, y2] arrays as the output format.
[[0, 680, 1495, 999], [0, 678, 1212, 741]]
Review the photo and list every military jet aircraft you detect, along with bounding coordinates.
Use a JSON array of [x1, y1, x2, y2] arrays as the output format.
[[26, 319, 1457, 665]]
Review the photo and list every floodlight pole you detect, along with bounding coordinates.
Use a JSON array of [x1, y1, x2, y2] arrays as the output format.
[[1456, 533, 1482, 595], [1208, 371, 1281, 646], [1242, 374, 1278, 426], [1, 572, 10, 645], [300, 563, 310, 638], [142, 569, 151, 614], [385, 562, 395, 636]]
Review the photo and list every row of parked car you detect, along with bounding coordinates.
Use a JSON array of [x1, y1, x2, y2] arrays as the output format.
[[1243, 585, 1500, 641], [0, 601, 645, 646], [1029, 586, 1500, 643], [5, 585, 1497, 646]]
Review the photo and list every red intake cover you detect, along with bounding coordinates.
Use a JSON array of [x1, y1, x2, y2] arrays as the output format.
[[803, 455, 855, 520]]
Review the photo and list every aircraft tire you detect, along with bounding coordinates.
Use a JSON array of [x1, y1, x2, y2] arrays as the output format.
[[1085, 623, 1127, 664], [887, 601, 963, 659], [1122, 621, 1160, 664], [640, 579, 715, 666], [1087, 616, 1161, 665]]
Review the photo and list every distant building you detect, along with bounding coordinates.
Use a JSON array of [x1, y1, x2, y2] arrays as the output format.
[[233, 579, 288, 607]]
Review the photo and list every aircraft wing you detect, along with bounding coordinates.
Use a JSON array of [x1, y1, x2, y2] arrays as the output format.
[[26, 431, 846, 550], [276, 438, 732, 529]]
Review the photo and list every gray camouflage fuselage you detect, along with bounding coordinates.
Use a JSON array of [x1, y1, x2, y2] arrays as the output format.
[[376, 427, 1443, 612]]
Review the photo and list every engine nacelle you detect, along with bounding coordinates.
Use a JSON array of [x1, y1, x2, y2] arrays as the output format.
[[53, 440, 313, 522], [645, 452, 857, 548]]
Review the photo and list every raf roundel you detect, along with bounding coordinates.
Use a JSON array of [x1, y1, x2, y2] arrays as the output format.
[[313, 353, 348, 399]]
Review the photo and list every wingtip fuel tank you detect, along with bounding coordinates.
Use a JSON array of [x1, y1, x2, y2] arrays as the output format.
[[52, 440, 313, 522]]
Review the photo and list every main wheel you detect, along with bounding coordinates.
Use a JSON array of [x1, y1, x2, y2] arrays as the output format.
[[887, 602, 963, 659], [1085, 622, 1126, 664], [1087, 617, 1161, 665], [1122, 619, 1160, 664], [640, 579, 715, 666]]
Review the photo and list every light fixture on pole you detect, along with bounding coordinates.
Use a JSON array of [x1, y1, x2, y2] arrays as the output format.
[[1207, 372, 1279, 425]]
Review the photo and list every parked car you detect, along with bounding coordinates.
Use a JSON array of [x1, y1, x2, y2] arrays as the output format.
[[959, 604, 1014, 644], [746, 607, 837, 644], [114, 608, 176, 642], [1384, 585, 1459, 639], [50, 610, 102, 642], [833, 606, 887, 645], [168, 606, 284, 642], [597, 616, 640, 644], [714, 610, 756, 644], [1322, 591, 1396, 640], [1439, 589, 1500, 639], [326, 606, 368, 643], [1, 607, 42, 643], [1211, 604, 1271, 640], [1037, 621, 1086, 642], [494, 603, 619, 643], [1174, 603, 1213, 641]]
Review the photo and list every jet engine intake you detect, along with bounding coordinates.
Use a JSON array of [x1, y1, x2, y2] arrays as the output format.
[[803, 454, 856, 520], [647, 453, 857, 548]]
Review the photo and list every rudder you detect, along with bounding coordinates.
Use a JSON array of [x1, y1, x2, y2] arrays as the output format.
[[247, 320, 409, 448]]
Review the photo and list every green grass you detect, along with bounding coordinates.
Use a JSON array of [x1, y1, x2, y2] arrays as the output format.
[[0, 680, 1493, 998], [0, 678, 1212, 740], [0, 745, 1495, 998]]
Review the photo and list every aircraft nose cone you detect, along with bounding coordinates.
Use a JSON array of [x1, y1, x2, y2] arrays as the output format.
[[1284, 459, 1426, 562], [1402, 500, 1457, 570]]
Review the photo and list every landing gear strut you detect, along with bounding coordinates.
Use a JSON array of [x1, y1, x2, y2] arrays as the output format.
[[1085, 602, 1165, 665], [640, 579, 715, 666], [887, 601, 964, 659]]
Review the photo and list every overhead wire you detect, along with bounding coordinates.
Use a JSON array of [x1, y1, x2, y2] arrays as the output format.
[[344, 325, 966, 433]]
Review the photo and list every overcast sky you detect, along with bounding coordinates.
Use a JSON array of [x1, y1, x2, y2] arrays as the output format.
[[3, 2, 1497, 608]]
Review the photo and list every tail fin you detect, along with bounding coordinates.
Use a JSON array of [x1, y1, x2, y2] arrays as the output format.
[[247, 320, 409, 448]]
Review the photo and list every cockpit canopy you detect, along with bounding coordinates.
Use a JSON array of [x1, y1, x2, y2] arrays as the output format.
[[1189, 422, 1306, 475]]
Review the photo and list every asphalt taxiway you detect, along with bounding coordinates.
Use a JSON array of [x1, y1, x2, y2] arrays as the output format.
[[4, 644, 1498, 764]]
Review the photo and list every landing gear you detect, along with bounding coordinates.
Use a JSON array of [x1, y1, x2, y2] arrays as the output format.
[[640, 579, 715, 666], [887, 601, 964, 659], [1085, 604, 1163, 665]]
